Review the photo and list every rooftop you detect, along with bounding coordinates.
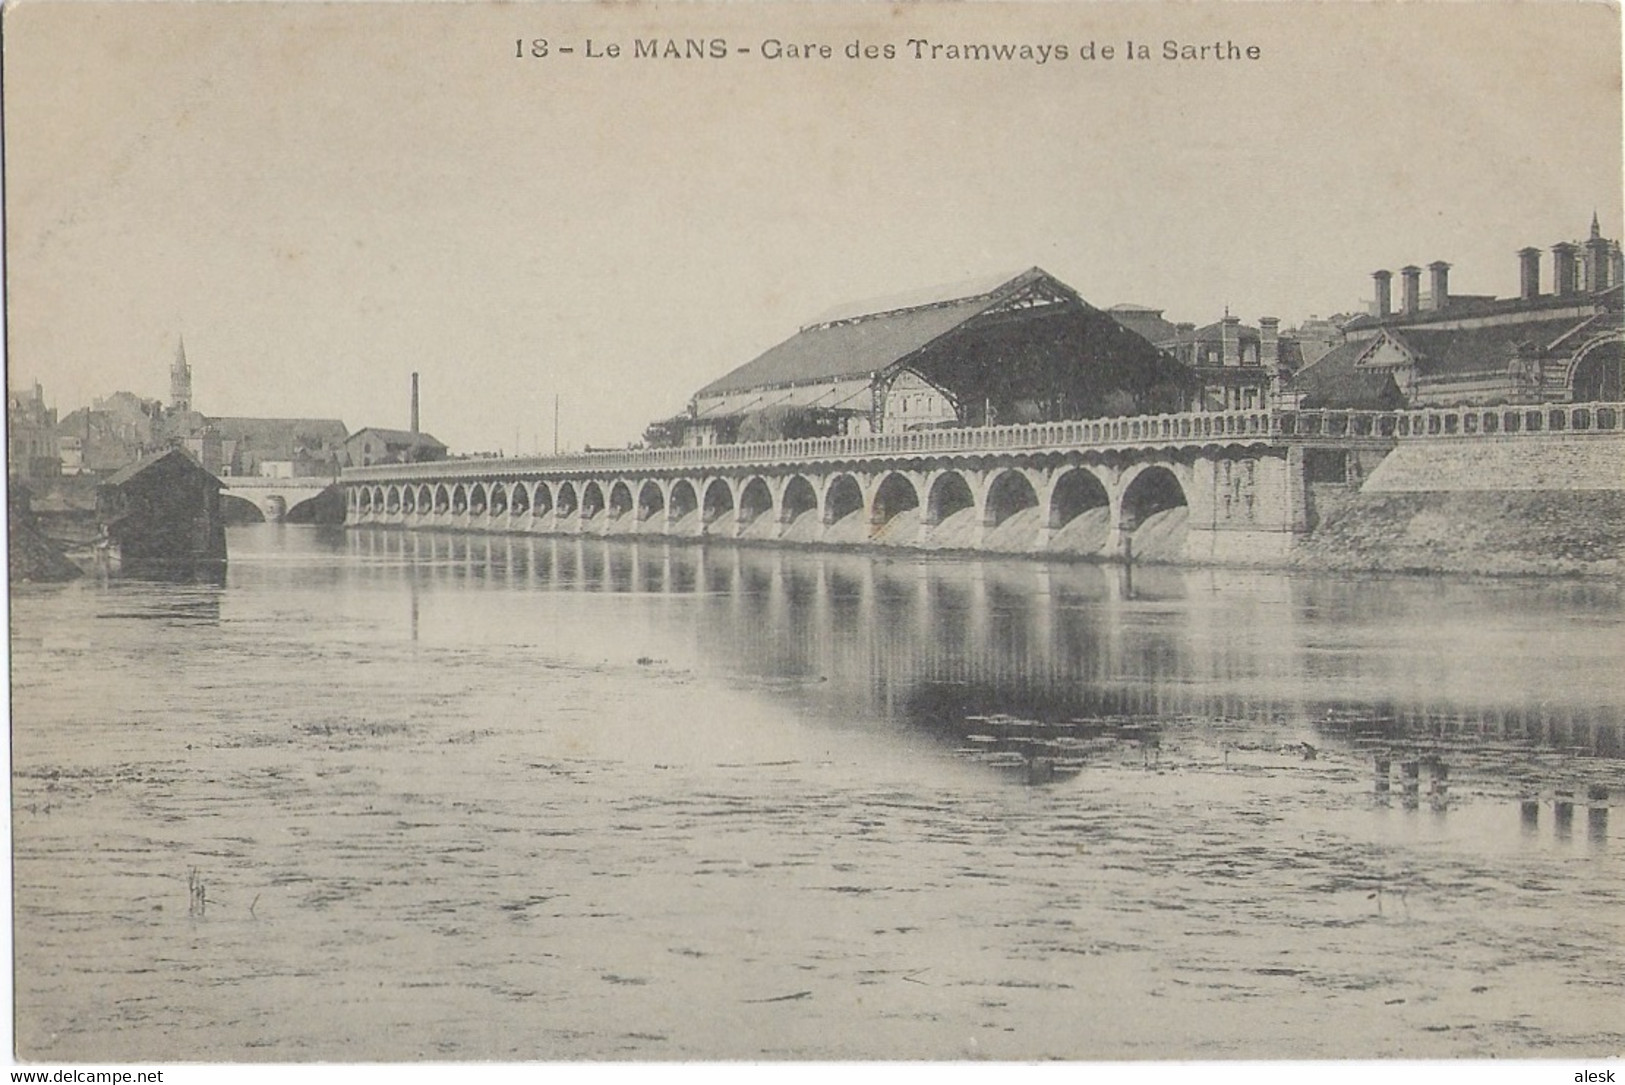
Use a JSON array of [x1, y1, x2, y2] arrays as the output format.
[[694, 268, 1077, 398]]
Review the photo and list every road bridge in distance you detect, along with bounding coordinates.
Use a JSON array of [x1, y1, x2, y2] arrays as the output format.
[[223, 475, 341, 522]]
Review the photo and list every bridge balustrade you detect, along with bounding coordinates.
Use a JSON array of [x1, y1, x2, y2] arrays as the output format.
[[342, 401, 1625, 491]]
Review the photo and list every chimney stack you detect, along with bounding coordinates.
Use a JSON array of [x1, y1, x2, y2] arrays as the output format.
[[411, 372, 420, 434], [1553, 242, 1580, 295], [1258, 317, 1280, 369], [1518, 247, 1542, 300], [1428, 261, 1450, 311], [1400, 265, 1421, 315], [1372, 270, 1393, 318], [1220, 314, 1241, 367]]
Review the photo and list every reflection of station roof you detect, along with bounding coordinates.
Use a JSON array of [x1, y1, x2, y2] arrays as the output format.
[[694, 268, 1080, 398]]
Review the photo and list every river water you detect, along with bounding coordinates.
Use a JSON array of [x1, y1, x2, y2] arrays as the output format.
[[10, 525, 1625, 1061]]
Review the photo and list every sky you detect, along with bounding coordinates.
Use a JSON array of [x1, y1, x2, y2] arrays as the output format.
[[4, 1, 1622, 455]]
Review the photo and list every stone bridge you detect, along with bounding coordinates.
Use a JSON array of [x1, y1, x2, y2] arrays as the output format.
[[340, 403, 1625, 563], [224, 475, 341, 522]]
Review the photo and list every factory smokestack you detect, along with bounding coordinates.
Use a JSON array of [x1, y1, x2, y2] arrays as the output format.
[[411, 372, 420, 435]]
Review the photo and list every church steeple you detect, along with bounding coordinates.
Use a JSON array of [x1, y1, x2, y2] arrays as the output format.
[[1591, 211, 1602, 240], [170, 336, 193, 412]]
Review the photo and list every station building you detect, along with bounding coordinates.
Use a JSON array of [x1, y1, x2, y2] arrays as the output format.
[[1293, 216, 1625, 409], [655, 268, 1192, 447]]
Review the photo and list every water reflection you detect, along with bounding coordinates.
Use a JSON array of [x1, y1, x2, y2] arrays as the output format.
[[317, 528, 1625, 768], [88, 581, 224, 626], [14, 525, 1624, 1061]]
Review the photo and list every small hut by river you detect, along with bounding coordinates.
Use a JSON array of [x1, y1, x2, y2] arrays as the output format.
[[96, 448, 227, 580]]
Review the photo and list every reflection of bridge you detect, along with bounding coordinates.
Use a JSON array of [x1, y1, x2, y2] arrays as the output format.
[[342, 528, 1624, 759], [341, 402, 1625, 562], [224, 475, 340, 522]]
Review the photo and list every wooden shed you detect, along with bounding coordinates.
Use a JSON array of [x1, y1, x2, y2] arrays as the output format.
[[96, 448, 227, 579]]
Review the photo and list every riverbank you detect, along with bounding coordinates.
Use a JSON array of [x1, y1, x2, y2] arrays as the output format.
[[8, 507, 83, 582], [1294, 489, 1625, 578]]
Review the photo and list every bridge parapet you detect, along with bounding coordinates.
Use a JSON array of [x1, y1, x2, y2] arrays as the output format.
[[1384, 402, 1621, 440], [344, 408, 1292, 483], [344, 403, 1624, 486]]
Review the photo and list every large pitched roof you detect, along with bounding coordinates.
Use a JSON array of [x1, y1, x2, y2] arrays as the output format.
[[1342, 285, 1621, 334], [1289, 340, 1404, 410], [1365, 314, 1614, 376], [209, 417, 349, 446], [694, 268, 1077, 398], [100, 447, 223, 489], [693, 378, 873, 421], [348, 427, 447, 449], [1105, 305, 1181, 345]]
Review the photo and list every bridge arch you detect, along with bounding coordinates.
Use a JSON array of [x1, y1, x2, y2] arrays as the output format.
[[285, 489, 344, 524], [469, 483, 488, 516], [870, 471, 921, 527], [224, 494, 267, 524], [780, 474, 819, 524], [555, 481, 578, 517], [1119, 464, 1190, 560], [580, 481, 606, 519], [608, 480, 634, 519], [510, 483, 530, 516], [983, 468, 1039, 527], [417, 485, 433, 514], [531, 482, 553, 517], [434, 484, 450, 514], [637, 480, 665, 521], [702, 477, 735, 523], [823, 473, 864, 525], [385, 485, 401, 513], [925, 470, 975, 526], [400, 486, 415, 513], [669, 479, 699, 523], [1049, 466, 1110, 528], [1119, 464, 1187, 528], [358, 488, 374, 514], [489, 482, 508, 517], [738, 476, 773, 524], [451, 484, 468, 514]]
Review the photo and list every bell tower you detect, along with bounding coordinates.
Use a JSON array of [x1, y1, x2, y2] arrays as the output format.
[[170, 336, 193, 412]]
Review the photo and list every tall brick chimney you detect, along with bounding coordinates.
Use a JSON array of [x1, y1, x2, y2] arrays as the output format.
[[411, 372, 420, 434], [1372, 270, 1393, 318], [1553, 242, 1580, 295], [1518, 247, 1542, 299], [1427, 261, 1450, 311], [1400, 265, 1421, 315]]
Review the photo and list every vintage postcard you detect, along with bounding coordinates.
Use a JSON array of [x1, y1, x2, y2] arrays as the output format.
[[5, 0, 1623, 1075]]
